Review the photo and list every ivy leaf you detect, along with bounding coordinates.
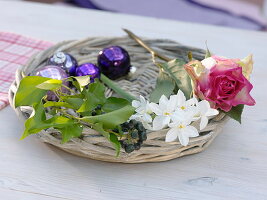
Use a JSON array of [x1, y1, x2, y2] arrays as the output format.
[[102, 97, 130, 113], [78, 81, 106, 112], [57, 124, 83, 143], [21, 102, 47, 139], [224, 104, 244, 123], [15, 76, 50, 107], [109, 133, 121, 157], [93, 123, 121, 156], [36, 79, 62, 90], [43, 101, 75, 109], [21, 101, 77, 140], [159, 59, 192, 99], [149, 70, 175, 103], [81, 105, 135, 129], [100, 74, 137, 101], [63, 97, 84, 110], [67, 76, 91, 91]]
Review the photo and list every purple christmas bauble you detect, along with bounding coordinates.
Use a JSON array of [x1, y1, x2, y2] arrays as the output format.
[[47, 52, 78, 76], [35, 65, 69, 101], [75, 63, 100, 83], [97, 46, 130, 80]]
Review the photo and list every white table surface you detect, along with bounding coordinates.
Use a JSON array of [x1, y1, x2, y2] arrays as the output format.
[[1, 1, 267, 200]]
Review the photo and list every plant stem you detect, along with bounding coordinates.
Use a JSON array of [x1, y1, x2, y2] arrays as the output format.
[[100, 74, 137, 101], [123, 29, 171, 62], [61, 84, 76, 94]]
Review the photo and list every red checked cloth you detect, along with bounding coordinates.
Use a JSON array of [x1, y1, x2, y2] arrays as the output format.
[[0, 32, 53, 110]]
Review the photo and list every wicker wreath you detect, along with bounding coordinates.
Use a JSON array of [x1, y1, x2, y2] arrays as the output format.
[[8, 36, 229, 163]]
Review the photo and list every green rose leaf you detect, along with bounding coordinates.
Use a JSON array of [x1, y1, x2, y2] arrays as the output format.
[[102, 97, 130, 112], [81, 105, 135, 129], [15, 76, 50, 107], [159, 59, 192, 99], [36, 79, 62, 90], [93, 123, 121, 156], [149, 70, 175, 103], [224, 104, 244, 124]]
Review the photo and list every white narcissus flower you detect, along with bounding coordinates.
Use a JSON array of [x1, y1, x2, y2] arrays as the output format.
[[165, 111, 199, 146], [131, 95, 153, 124], [149, 95, 178, 130], [194, 100, 219, 130]]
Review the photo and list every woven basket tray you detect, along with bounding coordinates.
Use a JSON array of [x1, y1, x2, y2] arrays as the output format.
[[8, 36, 229, 163]]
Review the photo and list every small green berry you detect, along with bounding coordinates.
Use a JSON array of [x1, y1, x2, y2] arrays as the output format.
[[130, 130, 139, 139], [125, 144, 135, 153]]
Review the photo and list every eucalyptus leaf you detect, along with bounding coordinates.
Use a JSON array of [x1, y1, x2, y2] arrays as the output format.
[[160, 59, 192, 99], [15, 76, 50, 107], [149, 70, 175, 103], [36, 79, 62, 90], [81, 105, 135, 129], [224, 104, 244, 124], [102, 97, 130, 112]]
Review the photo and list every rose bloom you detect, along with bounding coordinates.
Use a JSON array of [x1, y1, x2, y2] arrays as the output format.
[[185, 55, 256, 112]]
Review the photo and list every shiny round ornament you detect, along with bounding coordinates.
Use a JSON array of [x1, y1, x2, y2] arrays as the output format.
[[97, 46, 131, 80], [34, 65, 69, 101], [75, 63, 101, 83], [47, 51, 78, 76]]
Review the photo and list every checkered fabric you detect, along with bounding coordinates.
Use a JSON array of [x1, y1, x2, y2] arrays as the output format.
[[0, 32, 53, 110]]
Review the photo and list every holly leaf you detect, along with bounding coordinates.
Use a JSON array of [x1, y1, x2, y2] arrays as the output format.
[[15, 76, 50, 107], [159, 59, 192, 99], [36, 79, 62, 90], [81, 105, 135, 129], [224, 104, 244, 123], [149, 70, 175, 103], [102, 97, 130, 112], [93, 123, 121, 156]]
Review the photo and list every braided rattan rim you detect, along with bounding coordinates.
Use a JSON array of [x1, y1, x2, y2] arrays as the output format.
[[8, 36, 229, 163]]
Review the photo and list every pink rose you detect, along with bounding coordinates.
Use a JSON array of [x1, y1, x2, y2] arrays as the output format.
[[185, 55, 255, 112]]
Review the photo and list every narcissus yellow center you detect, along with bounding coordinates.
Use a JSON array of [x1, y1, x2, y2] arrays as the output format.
[[178, 124, 185, 129], [181, 106, 186, 110], [164, 112, 170, 115]]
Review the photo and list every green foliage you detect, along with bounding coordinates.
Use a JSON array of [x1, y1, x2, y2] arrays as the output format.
[[149, 70, 175, 103], [36, 79, 62, 90], [81, 105, 135, 129], [15, 76, 50, 107], [15, 75, 136, 156], [224, 104, 244, 124], [78, 80, 106, 112], [93, 123, 121, 156], [102, 97, 130, 112], [159, 59, 192, 99], [100, 74, 137, 101]]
